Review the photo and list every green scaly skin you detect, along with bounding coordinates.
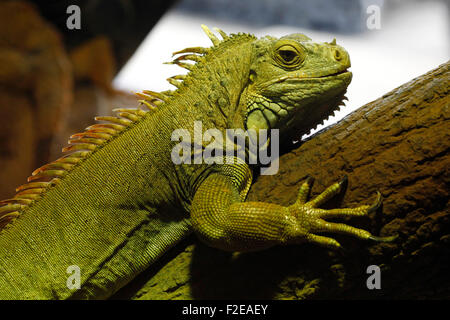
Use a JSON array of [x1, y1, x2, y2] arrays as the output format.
[[0, 26, 395, 299]]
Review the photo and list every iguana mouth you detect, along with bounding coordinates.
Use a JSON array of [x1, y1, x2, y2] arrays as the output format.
[[294, 69, 351, 80], [267, 69, 351, 85], [317, 69, 350, 78]]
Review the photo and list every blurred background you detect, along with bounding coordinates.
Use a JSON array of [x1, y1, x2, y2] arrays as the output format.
[[0, 0, 448, 200]]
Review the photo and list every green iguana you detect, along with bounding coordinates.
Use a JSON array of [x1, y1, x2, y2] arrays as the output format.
[[0, 26, 395, 299]]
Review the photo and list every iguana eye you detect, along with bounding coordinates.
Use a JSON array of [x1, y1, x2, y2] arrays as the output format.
[[274, 43, 304, 68], [278, 47, 297, 62]]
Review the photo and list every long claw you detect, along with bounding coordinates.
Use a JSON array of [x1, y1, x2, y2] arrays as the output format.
[[338, 174, 348, 190], [368, 234, 398, 242], [305, 175, 315, 188], [367, 191, 382, 213]]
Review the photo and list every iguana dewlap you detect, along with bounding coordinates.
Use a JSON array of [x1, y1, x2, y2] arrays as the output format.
[[0, 26, 395, 299]]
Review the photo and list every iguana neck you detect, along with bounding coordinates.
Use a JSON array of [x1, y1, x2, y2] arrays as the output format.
[[172, 39, 253, 131]]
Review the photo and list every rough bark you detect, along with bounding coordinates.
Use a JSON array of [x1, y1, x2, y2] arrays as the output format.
[[114, 61, 450, 300]]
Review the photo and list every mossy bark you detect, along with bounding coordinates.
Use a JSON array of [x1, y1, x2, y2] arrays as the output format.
[[114, 61, 450, 300]]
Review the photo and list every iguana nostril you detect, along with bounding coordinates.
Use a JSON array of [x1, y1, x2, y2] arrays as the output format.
[[333, 49, 343, 61]]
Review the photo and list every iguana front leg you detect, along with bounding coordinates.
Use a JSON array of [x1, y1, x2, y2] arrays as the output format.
[[191, 163, 396, 252]]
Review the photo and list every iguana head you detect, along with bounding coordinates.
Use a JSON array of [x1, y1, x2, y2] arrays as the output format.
[[169, 26, 351, 147], [243, 33, 352, 141]]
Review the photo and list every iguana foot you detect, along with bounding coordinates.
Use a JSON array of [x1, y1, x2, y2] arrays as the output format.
[[285, 175, 397, 249]]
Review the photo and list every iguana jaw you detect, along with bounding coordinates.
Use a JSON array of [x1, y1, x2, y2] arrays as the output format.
[[245, 70, 352, 141], [284, 70, 352, 137], [287, 89, 349, 138]]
